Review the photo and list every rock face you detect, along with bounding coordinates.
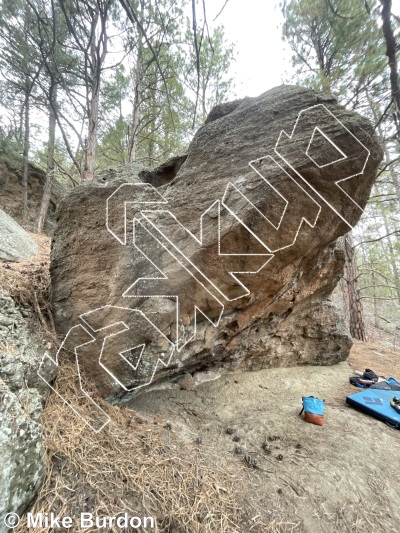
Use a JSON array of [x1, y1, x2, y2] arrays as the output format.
[[0, 209, 39, 262], [50, 85, 382, 403], [0, 292, 56, 531]]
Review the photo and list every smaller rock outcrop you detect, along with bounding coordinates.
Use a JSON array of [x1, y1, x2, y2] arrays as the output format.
[[0, 160, 65, 235], [0, 292, 56, 532], [0, 209, 39, 262]]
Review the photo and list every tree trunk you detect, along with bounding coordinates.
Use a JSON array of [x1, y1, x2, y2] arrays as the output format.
[[367, 92, 400, 301], [341, 233, 367, 341], [128, 56, 143, 163], [381, 211, 400, 303], [128, 2, 144, 164], [21, 87, 30, 226], [202, 83, 207, 124], [380, 0, 400, 138], [371, 271, 379, 329], [37, 84, 57, 233], [83, 5, 108, 181], [84, 81, 100, 181]]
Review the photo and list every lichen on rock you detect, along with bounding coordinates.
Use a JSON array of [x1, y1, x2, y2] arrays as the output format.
[[0, 292, 56, 531]]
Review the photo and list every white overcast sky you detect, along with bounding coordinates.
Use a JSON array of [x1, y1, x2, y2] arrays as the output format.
[[206, 0, 288, 97], [203, 0, 400, 99]]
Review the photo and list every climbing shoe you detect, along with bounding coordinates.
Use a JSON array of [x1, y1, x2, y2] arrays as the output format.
[[390, 397, 400, 414]]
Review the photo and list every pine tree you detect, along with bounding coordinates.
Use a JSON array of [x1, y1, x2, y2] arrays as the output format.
[[281, 0, 391, 340], [0, 0, 45, 224]]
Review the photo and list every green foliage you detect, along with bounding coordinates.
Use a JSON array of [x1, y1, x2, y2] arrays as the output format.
[[97, 116, 129, 167], [134, 43, 192, 164], [96, 5, 236, 168], [180, 23, 236, 127], [0, 136, 23, 169], [282, 0, 387, 103], [0, 0, 236, 178], [282, 0, 400, 331], [31, 138, 72, 186]]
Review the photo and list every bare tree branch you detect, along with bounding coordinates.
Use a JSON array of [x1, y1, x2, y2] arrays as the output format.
[[355, 230, 400, 247], [213, 0, 230, 21]]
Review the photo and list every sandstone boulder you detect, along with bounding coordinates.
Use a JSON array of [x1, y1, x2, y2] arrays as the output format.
[[50, 85, 382, 407]]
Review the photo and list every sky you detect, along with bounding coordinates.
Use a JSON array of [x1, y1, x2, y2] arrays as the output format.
[[26, 0, 400, 152], [203, 0, 400, 99], [207, 0, 289, 98]]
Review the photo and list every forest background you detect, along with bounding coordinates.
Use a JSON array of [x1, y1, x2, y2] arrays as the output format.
[[0, 0, 399, 345]]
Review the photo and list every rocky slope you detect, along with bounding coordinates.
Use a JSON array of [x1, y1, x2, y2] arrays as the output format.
[[0, 290, 56, 532]]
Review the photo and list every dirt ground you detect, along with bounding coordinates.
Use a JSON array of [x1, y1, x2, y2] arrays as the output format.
[[130, 342, 400, 533], [3, 237, 399, 531], [349, 340, 400, 381]]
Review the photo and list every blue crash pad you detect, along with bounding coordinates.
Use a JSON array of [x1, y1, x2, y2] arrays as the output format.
[[346, 388, 400, 429]]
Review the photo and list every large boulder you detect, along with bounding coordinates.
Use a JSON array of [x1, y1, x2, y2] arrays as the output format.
[[0, 209, 39, 262], [50, 85, 382, 403], [0, 292, 56, 531]]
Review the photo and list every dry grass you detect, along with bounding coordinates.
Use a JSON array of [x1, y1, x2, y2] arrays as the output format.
[[7, 236, 398, 532], [1, 235, 291, 532], [14, 361, 246, 533], [0, 233, 55, 338]]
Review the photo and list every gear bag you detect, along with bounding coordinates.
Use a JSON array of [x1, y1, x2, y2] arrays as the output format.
[[299, 396, 324, 426]]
